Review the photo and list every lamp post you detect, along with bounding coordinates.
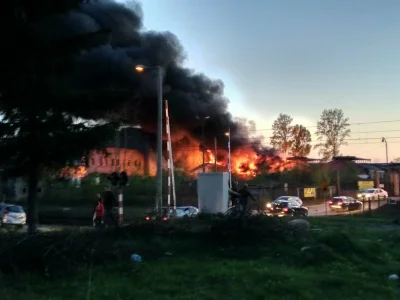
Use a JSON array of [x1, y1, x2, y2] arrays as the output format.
[[135, 65, 164, 211], [196, 116, 210, 172], [382, 137, 388, 163], [225, 128, 231, 188]]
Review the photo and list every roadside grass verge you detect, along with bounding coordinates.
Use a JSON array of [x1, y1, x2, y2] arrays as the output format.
[[1, 215, 400, 299]]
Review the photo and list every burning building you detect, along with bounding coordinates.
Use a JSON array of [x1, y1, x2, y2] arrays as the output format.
[[86, 127, 158, 176], [82, 127, 296, 179]]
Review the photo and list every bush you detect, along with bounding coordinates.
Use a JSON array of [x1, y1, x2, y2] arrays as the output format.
[[0, 215, 294, 278]]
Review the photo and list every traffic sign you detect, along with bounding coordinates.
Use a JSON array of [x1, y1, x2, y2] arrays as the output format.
[[304, 188, 316, 198]]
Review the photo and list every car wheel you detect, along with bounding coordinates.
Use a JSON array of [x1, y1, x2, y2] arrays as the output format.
[[303, 210, 308, 217], [290, 211, 295, 217]]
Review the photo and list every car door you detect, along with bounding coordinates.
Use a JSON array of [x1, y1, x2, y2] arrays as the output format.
[[289, 200, 299, 214], [347, 198, 356, 210]]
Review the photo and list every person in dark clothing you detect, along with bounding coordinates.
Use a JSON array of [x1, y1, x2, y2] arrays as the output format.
[[230, 181, 240, 207], [239, 184, 257, 210], [93, 197, 104, 228], [103, 186, 118, 227], [93, 193, 103, 226]]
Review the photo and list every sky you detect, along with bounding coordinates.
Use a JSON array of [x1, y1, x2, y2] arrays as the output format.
[[135, 0, 399, 162]]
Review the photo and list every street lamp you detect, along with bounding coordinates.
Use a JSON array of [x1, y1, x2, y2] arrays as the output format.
[[135, 64, 164, 211], [225, 128, 231, 188], [382, 137, 388, 163], [196, 116, 210, 172]]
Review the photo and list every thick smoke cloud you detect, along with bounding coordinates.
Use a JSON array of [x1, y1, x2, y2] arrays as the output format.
[[34, 0, 268, 151]]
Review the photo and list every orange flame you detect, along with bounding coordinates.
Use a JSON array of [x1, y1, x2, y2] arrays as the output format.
[[63, 129, 297, 179]]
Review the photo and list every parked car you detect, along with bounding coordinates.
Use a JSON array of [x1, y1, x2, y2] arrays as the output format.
[[267, 200, 308, 217], [328, 196, 363, 211], [0, 204, 26, 228], [145, 206, 199, 221], [274, 196, 303, 206], [357, 188, 388, 200]]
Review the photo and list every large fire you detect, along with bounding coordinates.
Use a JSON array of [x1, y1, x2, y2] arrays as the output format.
[[59, 129, 296, 179], [171, 129, 296, 178]]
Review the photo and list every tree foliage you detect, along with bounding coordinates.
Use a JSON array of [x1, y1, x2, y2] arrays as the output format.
[[314, 109, 351, 161], [270, 114, 293, 155], [289, 125, 312, 157], [0, 1, 121, 234]]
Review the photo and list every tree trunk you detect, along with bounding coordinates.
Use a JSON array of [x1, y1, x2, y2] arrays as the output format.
[[27, 164, 39, 235]]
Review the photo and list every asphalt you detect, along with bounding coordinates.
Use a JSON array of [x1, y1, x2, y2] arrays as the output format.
[[308, 200, 382, 216]]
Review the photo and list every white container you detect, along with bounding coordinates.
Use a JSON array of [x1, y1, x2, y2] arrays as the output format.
[[197, 172, 229, 214]]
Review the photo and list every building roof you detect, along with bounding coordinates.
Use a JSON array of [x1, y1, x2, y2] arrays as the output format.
[[286, 156, 321, 162], [332, 156, 371, 162]]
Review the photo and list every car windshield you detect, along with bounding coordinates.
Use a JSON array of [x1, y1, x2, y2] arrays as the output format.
[[332, 198, 344, 202], [272, 201, 289, 208], [7, 206, 24, 213], [364, 189, 375, 193], [175, 208, 187, 217], [276, 196, 289, 201]]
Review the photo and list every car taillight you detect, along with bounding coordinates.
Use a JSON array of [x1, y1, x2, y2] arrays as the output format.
[[162, 217, 168, 221], [338, 202, 342, 205], [145, 216, 150, 221], [283, 208, 288, 212], [328, 200, 332, 204], [269, 207, 274, 211]]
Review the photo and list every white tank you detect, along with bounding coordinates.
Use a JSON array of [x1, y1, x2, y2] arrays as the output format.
[[197, 172, 229, 214]]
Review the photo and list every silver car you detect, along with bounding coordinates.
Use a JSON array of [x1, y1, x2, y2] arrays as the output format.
[[275, 196, 303, 206], [0, 204, 26, 228], [172, 206, 199, 218]]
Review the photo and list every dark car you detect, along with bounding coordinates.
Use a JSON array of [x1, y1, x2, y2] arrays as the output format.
[[328, 196, 363, 211], [267, 200, 308, 217]]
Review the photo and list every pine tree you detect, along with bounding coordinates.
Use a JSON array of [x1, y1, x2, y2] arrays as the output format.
[[0, 1, 120, 234]]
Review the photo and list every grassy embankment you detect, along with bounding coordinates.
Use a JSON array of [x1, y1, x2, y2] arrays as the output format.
[[2, 205, 400, 299]]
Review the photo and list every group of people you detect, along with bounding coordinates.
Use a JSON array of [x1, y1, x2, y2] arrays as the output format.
[[93, 186, 118, 228], [228, 181, 257, 210]]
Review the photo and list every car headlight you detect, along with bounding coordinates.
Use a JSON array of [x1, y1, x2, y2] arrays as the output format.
[[266, 203, 271, 208], [357, 194, 361, 198]]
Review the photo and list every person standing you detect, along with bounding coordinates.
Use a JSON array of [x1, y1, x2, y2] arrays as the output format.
[[229, 181, 240, 207], [238, 183, 257, 210], [103, 186, 118, 227], [93, 197, 104, 228]]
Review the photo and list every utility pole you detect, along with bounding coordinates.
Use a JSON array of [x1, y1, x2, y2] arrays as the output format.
[[226, 128, 232, 188], [196, 116, 210, 172], [214, 137, 217, 172], [134, 64, 164, 212], [382, 137, 388, 163]]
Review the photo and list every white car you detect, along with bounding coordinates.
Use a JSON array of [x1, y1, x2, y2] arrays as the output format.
[[0, 204, 26, 228], [357, 188, 388, 200]]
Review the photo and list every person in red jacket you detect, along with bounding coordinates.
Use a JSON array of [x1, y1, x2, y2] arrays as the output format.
[[93, 196, 104, 228]]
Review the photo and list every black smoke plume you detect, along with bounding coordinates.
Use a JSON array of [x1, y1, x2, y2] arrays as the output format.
[[32, 0, 271, 153]]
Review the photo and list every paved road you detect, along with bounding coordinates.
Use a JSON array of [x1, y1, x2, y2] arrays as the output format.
[[308, 201, 382, 216]]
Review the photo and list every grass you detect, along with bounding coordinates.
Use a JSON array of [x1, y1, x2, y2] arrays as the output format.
[[2, 212, 400, 299]]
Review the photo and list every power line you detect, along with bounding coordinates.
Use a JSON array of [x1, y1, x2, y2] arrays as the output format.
[[224, 119, 400, 133], [173, 141, 400, 151], [191, 134, 400, 143]]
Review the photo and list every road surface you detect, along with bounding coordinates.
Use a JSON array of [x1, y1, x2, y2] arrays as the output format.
[[308, 201, 383, 216], [14, 198, 400, 233]]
